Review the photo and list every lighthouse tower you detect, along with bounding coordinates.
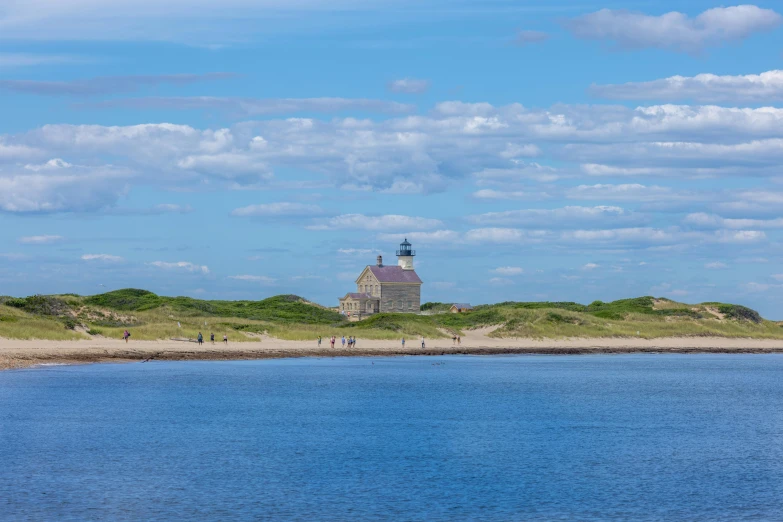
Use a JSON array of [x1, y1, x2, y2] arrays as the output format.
[[396, 238, 415, 270]]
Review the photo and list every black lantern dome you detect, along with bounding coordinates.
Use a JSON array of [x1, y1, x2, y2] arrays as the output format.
[[396, 238, 415, 257]]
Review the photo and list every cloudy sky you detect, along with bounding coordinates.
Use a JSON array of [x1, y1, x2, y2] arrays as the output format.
[[2, 1, 783, 317]]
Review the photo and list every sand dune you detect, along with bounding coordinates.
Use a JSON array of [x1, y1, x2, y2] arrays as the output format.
[[3, 333, 783, 370]]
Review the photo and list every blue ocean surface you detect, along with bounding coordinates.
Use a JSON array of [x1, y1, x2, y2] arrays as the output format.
[[1, 354, 783, 521]]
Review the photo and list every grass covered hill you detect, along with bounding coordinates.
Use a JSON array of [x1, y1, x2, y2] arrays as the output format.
[[0, 290, 781, 341]]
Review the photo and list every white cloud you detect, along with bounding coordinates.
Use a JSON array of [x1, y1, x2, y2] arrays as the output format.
[[566, 184, 699, 203], [465, 228, 531, 243], [9, 100, 783, 211], [387, 78, 430, 94], [81, 254, 124, 262], [232, 202, 324, 217], [489, 277, 514, 285], [684, 212, 783, 229], [338, 248, 381, 256], [229, 275, 276, 284], [468, 206, 640, 227], [492, 266, 524, 276], [705, 261, 728, 269], [742, 282, 779, 293], [18, 235, 63, 244], [377, 230, 460, 243], [592, 70, 783, 103], [582, 263, 600, 271], [309, 214, 443, 231], [473, 162, 557, 182], [148, 261, 209, 274], [772, 274, 783, 282], [472, 189, 550, 201], [566, 6, 782, 52]]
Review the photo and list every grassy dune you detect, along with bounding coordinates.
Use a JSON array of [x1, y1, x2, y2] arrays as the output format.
[[0, 290, 781, 341]]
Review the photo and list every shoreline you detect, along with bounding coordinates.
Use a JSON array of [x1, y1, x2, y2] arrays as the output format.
[[3, 335, 783, 370]]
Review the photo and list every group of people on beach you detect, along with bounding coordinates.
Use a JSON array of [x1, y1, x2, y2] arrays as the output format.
[[197, 332, 228, 345], [315, 336, 429, 349], [317, 335, 360, 348]]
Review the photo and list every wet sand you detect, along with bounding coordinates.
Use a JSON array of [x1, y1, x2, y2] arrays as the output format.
[[3, 330, 783, 370]]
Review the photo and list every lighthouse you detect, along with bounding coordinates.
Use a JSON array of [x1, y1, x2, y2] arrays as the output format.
[[396, 238, 415, 270]]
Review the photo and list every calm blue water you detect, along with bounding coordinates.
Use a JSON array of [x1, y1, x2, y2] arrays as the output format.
[[1, 355, 783, 521]]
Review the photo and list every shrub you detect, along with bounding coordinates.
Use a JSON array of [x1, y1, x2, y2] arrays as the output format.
[[60, 317, 78, 330], [718, 304, 762, 324]]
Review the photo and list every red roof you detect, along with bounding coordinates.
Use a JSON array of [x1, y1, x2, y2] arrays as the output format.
[[368, 265, 422, 283]]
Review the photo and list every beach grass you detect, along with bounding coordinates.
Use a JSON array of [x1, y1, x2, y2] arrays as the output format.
[[1, 290, 781, 341]]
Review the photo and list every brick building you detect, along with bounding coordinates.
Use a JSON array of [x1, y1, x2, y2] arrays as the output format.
[[339, 239, 423, 316]]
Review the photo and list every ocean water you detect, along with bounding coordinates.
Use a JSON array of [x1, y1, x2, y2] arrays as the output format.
[[1, 355, 783, 521]]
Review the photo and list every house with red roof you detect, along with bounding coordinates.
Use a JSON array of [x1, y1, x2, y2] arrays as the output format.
[[339, 239, 423, 316]]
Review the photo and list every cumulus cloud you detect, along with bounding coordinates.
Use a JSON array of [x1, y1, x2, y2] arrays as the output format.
[[591, 70, 783, 103], [148, 261, 209, 274], [582, 263, 600, 271], [464, 228, 533, 243], [82, 254, 124, 262], [705, 261, 728, 269], [0, 73, 236, 96], [468, 206, 641, 228], [228, 275, 276, 284], [683, 213, 783, 229], [309, 214, 443, 231], [232, 202, 325, 217], [566, 5, 782, 52], [512, 30, 549, 45], [566, 184, 701, 203], [472, 189, 551, 201], [0, 160, 132, 213], [8, 101, 783, 211], [376, 230, 461, 244], [18, 235, 63, 244], [387, 78, 430, 94], [492, 266, 524, 276]]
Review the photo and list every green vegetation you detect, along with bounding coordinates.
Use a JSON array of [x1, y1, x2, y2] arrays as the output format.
[[0, 289, 781, 341]]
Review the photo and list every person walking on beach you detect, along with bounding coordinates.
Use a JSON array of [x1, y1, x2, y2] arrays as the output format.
[[197, 332, 203, 345], [457, 335, 461, 346], [123, 330, 130, 343], [452, 334, 457, 346], [317, 336, 322, 347], [210, 332, 215, 344], [341, 336, 346, 348], [223, 334, 228, 344], [330, 336, 335, 349], [421, 337, 425, 349], [351, 336, 356, 348], [401, 337, 405, 348]]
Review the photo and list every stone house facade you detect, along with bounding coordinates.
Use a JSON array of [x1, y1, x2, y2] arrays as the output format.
[[339, 240, 423, 316]]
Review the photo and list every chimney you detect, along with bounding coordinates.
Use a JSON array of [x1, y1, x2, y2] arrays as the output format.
[[377, 255, 383, 267]]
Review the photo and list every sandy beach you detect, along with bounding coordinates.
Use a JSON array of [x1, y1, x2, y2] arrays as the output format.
[[3, 327, 783, 370]]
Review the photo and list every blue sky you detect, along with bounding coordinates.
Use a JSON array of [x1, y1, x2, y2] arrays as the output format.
[[2, 1, 783, 317]]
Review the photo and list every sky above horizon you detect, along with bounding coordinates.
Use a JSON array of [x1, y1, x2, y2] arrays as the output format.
[[2, 1, 783, 317]]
